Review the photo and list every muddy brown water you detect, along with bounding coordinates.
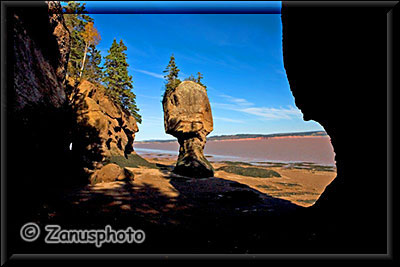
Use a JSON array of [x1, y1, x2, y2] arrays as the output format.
[[134, 136, 336, 166]]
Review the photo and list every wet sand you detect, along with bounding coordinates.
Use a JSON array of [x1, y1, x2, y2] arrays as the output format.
[[135, 154, 337, 207]]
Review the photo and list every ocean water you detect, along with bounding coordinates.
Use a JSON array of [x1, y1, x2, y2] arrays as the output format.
[[134, 136, 336, 166]]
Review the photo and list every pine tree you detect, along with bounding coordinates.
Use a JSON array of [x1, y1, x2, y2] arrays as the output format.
[[163, 54, 181, 95], [184, 74, 196, 82], [103, 39, 141, 123], [63, 1, 94, 81], [63, 1, 87, 14], [196, 72, 206, 89], [83, 45, 103, 83]]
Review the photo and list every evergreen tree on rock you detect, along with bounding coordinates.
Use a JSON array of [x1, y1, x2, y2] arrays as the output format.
[[196, 72, 206, 89], [163, 54, 181, 97], [184, 74, 196, 82], [103, 39, 141, 123], [63, 1, 93, 80], [84, 45, 103, 83]]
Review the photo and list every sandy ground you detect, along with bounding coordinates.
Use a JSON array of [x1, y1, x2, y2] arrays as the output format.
[[11, 153, 337, 254], [116, 154, 337, 208], [216, 167, 336, 207], [38, 153, 337, 228]]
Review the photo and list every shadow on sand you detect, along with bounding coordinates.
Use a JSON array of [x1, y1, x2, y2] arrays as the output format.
[[9, 162, 323, 255]]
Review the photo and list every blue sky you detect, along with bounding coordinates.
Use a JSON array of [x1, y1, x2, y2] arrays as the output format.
[[78, 2, 324, 141]]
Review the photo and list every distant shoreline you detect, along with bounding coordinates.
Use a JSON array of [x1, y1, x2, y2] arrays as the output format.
[[135, 135, 329, 144], [136, 131, 328, 144], [207, 135, 329, 143]]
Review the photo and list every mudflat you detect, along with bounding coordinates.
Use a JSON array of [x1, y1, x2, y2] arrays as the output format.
[[125, 154, 337, 208]]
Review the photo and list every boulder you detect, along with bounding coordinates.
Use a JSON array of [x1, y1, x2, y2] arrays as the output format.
[[90, 163, 134, 184], [163, 81, 214, 178]]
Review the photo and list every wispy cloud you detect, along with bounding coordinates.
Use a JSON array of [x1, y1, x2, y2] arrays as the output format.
[[214, 117, 244, 123], [132, 68, 164, 79], [240, 106, 302, 120], [132, 68, 190, 82], [212, 93, 302, 120], [219, 94, 253, 107]]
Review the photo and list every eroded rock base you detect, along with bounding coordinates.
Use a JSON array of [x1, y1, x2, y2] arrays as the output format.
[[174, 136, 214, 178]]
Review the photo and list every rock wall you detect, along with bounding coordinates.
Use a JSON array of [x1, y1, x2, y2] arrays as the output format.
[[8, 1, 77, 190], [6, 2, 143, 256], [163, 81, 214, 178], [8, 1, 140, 190], [7, 3, 87, 246], [47, 1, 71, 82], [12, 1, 70, 111]]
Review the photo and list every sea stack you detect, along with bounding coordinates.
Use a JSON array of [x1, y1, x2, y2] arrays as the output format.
[[163, 81, 214, 178]]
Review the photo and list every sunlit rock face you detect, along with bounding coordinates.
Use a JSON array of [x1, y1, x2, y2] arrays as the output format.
[[72, 80, 139, 161], [163, 81, 214, 178]]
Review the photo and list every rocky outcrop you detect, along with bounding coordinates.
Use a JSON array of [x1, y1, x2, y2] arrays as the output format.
[[10, 1, 139, 190], [10, 1, 140, 186], [71, 80, 139, 163], [12, 1, 70, 111], [163, 81, 214, 178], [47, 1, 71, 82], [71, 79, 142, 185]]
